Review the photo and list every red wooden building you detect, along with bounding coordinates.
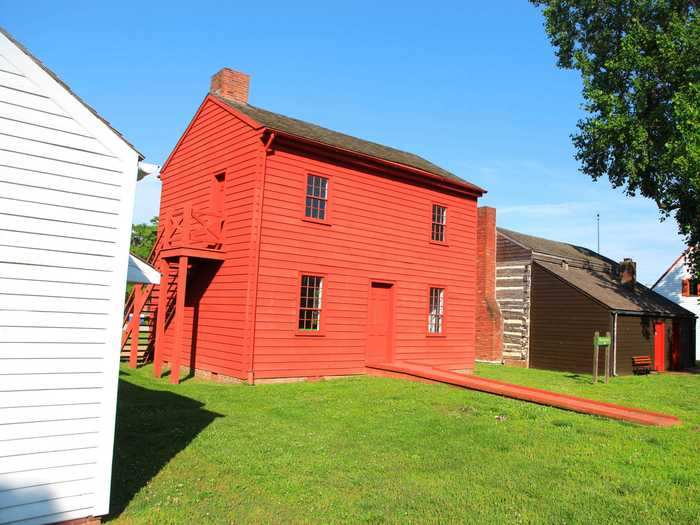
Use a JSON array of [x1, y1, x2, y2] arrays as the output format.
[[125, 68, 486, 383]]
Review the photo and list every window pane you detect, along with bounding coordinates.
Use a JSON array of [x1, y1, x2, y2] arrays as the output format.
[[299, 274, 324, 330], [310, 310, 320, 330], [431, 205, 446, 242], [428, 287, 445, 333], [306, 175, 328, 220]]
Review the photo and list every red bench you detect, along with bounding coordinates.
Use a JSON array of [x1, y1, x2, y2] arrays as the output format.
[[632, 356, 652, 375]]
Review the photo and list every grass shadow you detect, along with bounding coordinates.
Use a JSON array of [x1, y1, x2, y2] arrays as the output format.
[[563, 373, 594, 385], [154, 367, 197, 383], [107, 378, 222, 520]]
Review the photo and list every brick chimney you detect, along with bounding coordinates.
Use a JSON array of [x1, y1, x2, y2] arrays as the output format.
[[620, 258, 636, 287], [210, 68, 250, 104], [475, 206, 503, 362]]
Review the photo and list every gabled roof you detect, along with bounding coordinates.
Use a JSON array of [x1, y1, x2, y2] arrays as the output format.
[[0, 26, 142, 158], [651, 252, 687, 290], [536, 260, 693, 317], [498, 227, 616, 268], [214, 95, 483, 194], [499, 225, 695, 318]]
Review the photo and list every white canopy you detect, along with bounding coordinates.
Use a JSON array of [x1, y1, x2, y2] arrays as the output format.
[[127, 253, 160, 284]]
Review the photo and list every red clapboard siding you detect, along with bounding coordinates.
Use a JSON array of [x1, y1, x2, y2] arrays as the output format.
[[155, 94, 480, 381], [252, 142, 477, 379], [157, 98, 261, 379]]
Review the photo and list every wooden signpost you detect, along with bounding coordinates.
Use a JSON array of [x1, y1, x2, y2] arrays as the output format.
[[593, 331, 612, 384]]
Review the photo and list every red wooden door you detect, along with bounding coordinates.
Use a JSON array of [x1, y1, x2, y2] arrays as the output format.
[[653, 320, 665, 372], [367, 282, 394, 364]]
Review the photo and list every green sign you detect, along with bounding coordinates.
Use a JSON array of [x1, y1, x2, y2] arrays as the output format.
[[596, 336, 611, 346]]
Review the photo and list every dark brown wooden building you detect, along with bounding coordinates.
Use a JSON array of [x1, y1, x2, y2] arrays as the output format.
[[494, 228, 696, 375]]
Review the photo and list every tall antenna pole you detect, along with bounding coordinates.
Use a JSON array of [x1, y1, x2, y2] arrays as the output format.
[[596, 213, 600, 253]]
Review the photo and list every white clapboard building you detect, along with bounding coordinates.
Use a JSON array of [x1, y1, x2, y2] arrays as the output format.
[[652, 252, 699, 364], [0, 28, 152, 524]]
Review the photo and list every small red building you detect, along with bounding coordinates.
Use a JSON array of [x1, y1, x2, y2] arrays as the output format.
[[135, 68, 486, 383]]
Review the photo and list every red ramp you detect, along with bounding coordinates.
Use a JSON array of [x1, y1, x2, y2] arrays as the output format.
[[367, 362, 680, 427]]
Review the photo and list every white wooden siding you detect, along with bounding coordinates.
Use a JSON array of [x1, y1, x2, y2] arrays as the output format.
[[653, 255, 700, 362], [0, 31, 138, 525]]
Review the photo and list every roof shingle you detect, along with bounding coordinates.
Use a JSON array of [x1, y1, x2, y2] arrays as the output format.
[[498, 227, 694, 317], [214, 95, 483, 193], [536, 260, 693, 317], [498, 227, 616, 268]]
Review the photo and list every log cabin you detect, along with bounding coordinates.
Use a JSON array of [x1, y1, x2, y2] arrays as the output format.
[[481, 227, 696, 374], [129, 68, 486, 384]]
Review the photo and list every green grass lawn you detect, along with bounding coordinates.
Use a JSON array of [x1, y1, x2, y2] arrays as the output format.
[[110, 364, 700, 524]]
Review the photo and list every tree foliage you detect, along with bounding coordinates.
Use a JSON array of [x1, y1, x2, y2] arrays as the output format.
[[130, 216, 159, 260], [531, 0, 700, 270]]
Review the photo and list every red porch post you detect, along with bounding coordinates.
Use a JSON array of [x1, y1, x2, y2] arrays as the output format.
[[153, 258, 168, 378], [182, 203, 192, 245], [171, 255, 189, 384], [128, 285, 142, 368]]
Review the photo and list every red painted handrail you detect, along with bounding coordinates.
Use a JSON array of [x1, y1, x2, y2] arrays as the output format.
[[121, 205, 224, 365], [164, 204, 224, 249]]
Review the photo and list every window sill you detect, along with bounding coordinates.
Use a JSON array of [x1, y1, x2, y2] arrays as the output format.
[[426, 333, 447, 338], [430, 240, 449, 247], [302, 217, 332, 227], [295, 331, 326, 337]]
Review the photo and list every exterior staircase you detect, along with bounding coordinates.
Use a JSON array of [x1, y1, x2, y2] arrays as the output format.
[[121, 204, 224, 380], [120, 229, 167, 368], [120, 289, 156, 365]]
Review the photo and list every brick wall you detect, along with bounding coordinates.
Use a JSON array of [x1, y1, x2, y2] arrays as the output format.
[[475, 206, 503, 361]]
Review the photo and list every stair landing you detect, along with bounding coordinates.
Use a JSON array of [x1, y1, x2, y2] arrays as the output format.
[[367, 362, 680, 427], [159, 246, 225, 261]]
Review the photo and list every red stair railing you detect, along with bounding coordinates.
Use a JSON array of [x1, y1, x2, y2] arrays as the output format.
[[121, 204, 223, 367]]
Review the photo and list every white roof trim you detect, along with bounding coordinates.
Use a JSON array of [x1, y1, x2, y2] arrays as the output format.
[[0, 28, 139, 161], [127, 254, 160, 284], [651, 252, 687, 290]]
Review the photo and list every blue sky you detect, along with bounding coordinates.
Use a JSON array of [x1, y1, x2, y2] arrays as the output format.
[[2, 1, 685, 284]]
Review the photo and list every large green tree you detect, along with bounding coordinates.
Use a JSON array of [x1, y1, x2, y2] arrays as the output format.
[[130, 216, 159, 260], [531, 0, 700, 269]]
